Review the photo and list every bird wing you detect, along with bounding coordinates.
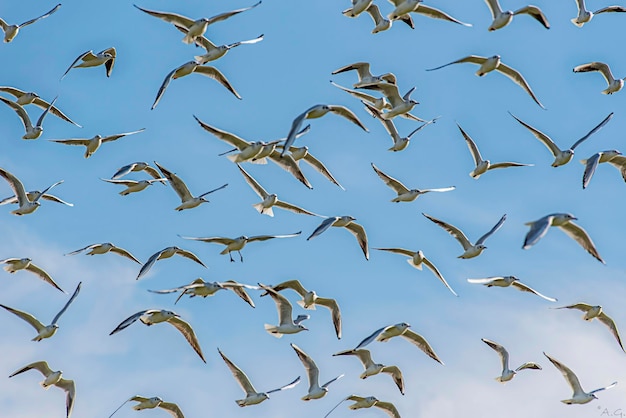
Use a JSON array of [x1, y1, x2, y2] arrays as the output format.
[[9, 360, 54, 378], [266, 375, 301, 394], [307, 217, 339, 240], [475, 214, 506, 245], [422, 256, 458, 297], [544, 353, 585, 396], [159, 402, 184, 418], [359, 83, 403, 107], [456, 123, 483, 166], [248, 231, 302, 243], [66, 243, 98, 256], [54, 378, 76, 418], [167, 316, 206, 363], [375, 401, 401, 418], [154, 162, 193, 202], [484, 0, 502, 19], [331, 81, 380, 103], [335, 348, 374, 368], [0, 97, 33, 131], [328, 105, 368, 132], [281, 109, 310, 156], [24, 263, 65, 293], [152, 67, 177, 110], [271, 279, 309, 297], [516, 362, 542, 371], [174, 248, 207, 268], [268, 151, 313, 189], [374, 247, 415, 257], [315, 297, 342, 339], [179, 235, 234, 245], [597, 313, 625, 351], [136, 250, 165, 280], [402, 329, 444, 364], [20, 4, 62, 28], [574, 62, 617, 85], [197, 183, 228, 199], [345, 221, 369, 260], [101, 178, 138, 186], [556, 302, 594, 312], [237, 164, 268, 198], [218, 349, 259, 395], [495, 63, 545, 109], [570, 112, 614, 150], [259, 284, 294, 326], [111, 163, 137, 179], [206, 1, 262, 25], [371, 163, 409, 194], [590, 382, 618, 395], [332, 61, 371, 78], [513, 5, 550, 29], [467, 277, 503, 285], [133, 5, 195, 27], [41, 193, 73, 206], [301, 152, 345, 190], [482, 338, 509, 372], [51, 282, 82, 324], [511, 281, 557, 302], [0, 168, 32, 206], [193, 116, 250, 150], [607, 155, 626, 183], [222, 280, 256, 308], [415, 5, 472, 26], [522, 215, 553, 249], [509, 112, 561, 156], [109, 310, 149, 335], [559, 221, 604, 263], [48, 138, 91, 146], [426, 55, 487, 71], [595, 6, 626, 14], [0, 304, 45, 332], [31, 97, 80, 126], [355, 326, 386, 349], [381, 365, 405, 394], [102, 128, 145, 143], [423, 213, 473, 250], [175, 25, 217, 51], [61, 50, 93, 79], [110, 246, 142, 264], [193, 66, 242, 100], [291, 343, 320, 390], [275, 200, 321, 217]]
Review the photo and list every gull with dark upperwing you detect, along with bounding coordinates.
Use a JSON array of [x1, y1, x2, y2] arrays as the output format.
[[65, 243, 141, 264], [0, 96, 57, 139], [0, 257, 64, 292], [149, 278, 257, 308], [571, 0, 626, 26], [291, 343, 343, 400], [573, 62, 625, 94], [111, 162, 168, 182], [581, 149, 626, 189], [258, 283, 310, 337], [61, 47, 116, 79], [137, 246, 206, 280], [307, 216, 369, 260], [325, 395, 401, 418], [371, 163, 454, 202], [0, 4, 61, 43], [109, 396, 185, 418], [423, 212, 506, 259], [0, 167, 63, 216], [467, 276, 556, 302], [49, 128, 145, 159], [387, 0, 472, 27], [332, 62, 396, 88], [555, 303, 624, 352], [484, 0, 549, 31], [333, 348, 405, 394], [510, 112, 613, 167], [482, 338, 541, 382], [101, 178, 166, 196], [0, 86, 80, 126], [427, 55, 545, 108]]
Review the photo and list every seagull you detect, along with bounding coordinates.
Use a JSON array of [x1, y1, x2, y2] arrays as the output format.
[[342, 0, 374, 18], [193, 116, 312, 189], [522, 213, 604, 263], [151, 61, 241, 110], [0, 190, 73, 207], [258, 283, 310, 337], [262, 279, 341, 339], [331, 62, 396, 89], [364, 4, 392, 33], [9, 361, 75, 418], [218, 348, 300, 407], [101, 178, 167, 196], [371, 163, 454, 202], [134, 2, 261, 44], [175, 27, 263, 64], [555, 303, 624, 352], [457, 123, 532, 178], [237, 164, 320, 217], [148, 278, 258, 308], [110, 309, 206, 363], [423, 212, 506, 259], [0, 282, 81, 341], [111, 162, 167, 182], [291, 343, 343, 400], [0, 257, 64, 293], [307, 216, 369, 260], [0, 96, 57, 139], [61, 47, 116, 79], [510, 112, 613, 167], [137, 246, 206, 280], [0, 86, 80, 126], [387, 0, 472, 27], [356, 322, 443, 364], [65, 243, 141, 264], [109, 396, 185, 418], [467, 276, 556, 302], [544, 352, 617, 404], [0, 168, 63, 216], [48, 128, 145, 159], [275, 142, 345, 189], [427, 55, 545, 109], [573, 62, 624, 94], [581, 149, 626, 189], [325, 395, 400, 418], [481, 338, 541, 382], [572, 0, 626, 27], [179, 231, 301, 262], [154, 161, 228, 211], [374, 248, 457, 296], [0, 4, 61, 43], [357, 83, 418, 120], [333, 348, 404, 394], [484, 0, 549, 31], [281, 104, 368, 156]]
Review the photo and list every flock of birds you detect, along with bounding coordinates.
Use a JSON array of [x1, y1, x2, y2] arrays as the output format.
[[1, 1, 625, 417]]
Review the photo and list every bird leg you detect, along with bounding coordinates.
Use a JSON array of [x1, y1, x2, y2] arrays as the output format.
[[229, 252, 235, 262], [238, 251, 244, 262]]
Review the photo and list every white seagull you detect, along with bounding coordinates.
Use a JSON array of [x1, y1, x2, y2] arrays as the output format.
[[109, 396, 185, 418], [374, 248, 457, 296], [0, 190, 73, 207], [0, 167, 63, 216], [423, 212, 506, 259], [179, 231, 301, 262], [61, 47, 116, 79], [0, 86, 80, 126], [544, 352, 617, 404], [342, 0, 374, 18], [510, 112, 613, 167], [101, 178, 166, 196], [371, 163, 454, 202], [65, 243, 141, 264], [573, 62, 624, 94], [137, 246, 207, 280], [333, 348, 405, 394], [331, 62, 396, 88], [427, 55, 545, 109], [291, 343, 343, 400], [457, 123, 532, 178], [325, 395, 400, 418], [258, 283, 310, 337], [0, 96, 57, 139], [149, 278, 257, 308], [356, 322, 443, 364], [572, 0, 626, 27], [176, 27, 263, 64], [482, 338, 541, 382], [484, 0, 549, 31], [387, 0, 472, 27], [581, 149, 626, 189], [364, 4, 393, 33], [0, 282, 81, 341], [9, 361, 75, 418], [522, 213, 604, 263], [357, 83, 419, 120], [0, 4, 61, 43], [111, 162, 165, 182], [467, 276, 556, 302], [218, 348, 300, 407], [555, 303, 624, 352], [48, 128, 145, 159], [110, 309, 206, 363], [307, 216, 369, 260], [154, 161, 228, 211], [0, 257, 64, 293]]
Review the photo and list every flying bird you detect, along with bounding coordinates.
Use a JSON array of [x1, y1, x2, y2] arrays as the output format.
[[544, 352, 617, 404], [109, 396, 185, 418], [484, 0, 549, 31], [581, 149, 626, 189], [0, 96, 57, 139], [555, 303, 624, 352], [357, 83, 419, 120], [307, 216, 369, 260], [48, 128, 145, 159], [387, 0, 472, 27], [333, 348, 404, 394], [331, 62, 396, 88], [423, 212, 506, 259], [572, 0, 626, 27], [325, 395, 400, 418], [0, 4, 61, 43], [371, 163, 454, 202], [364, 4, 393, 33], [0, 190, 73, 208], [110, 309, 206, 363], [111, 162, 168, 182], [0, 168, 63, 216], [427, 55, 545, 108], [362, 102, 435, 151], [275, 143, 345, 189], [218, 348, 300, 407], [573, 62, 624, 94], [61, 47, 116, 79], [481, 338, 541, 382], [522, 213, 604, 263], [65, 243, 141, 264], [290, 343, 343, 400], [176, 27, 263, 64], [258, 283, 310, 337], [0, 257, 64, 292], [149, 278, 257, 308], [0, 282, 81, 341], [342, 0, 374, 18], [0, 86, 80, 126], [101, 178, 166, 196], [136, 246, 206, 280], [467, 276, 556, 302]]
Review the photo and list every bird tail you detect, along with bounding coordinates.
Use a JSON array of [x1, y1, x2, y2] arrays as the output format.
[[570, 18, 584, 27], [252, 203, 273, 217], [406, 259, 422, 270], [194, 54, 209, 64], [226, 153, 243, 163], [183, 34, 194, 44], [264, 324, 283, 338], [296, 300, 316, 310]]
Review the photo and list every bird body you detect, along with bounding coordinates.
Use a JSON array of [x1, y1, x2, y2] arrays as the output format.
[[482, 338, 541, 382], [49, 129, 145, 159], [62, 47, 116, 79]]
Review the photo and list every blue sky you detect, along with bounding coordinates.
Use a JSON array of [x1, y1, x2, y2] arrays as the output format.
[[1, 1, 626, 417]]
